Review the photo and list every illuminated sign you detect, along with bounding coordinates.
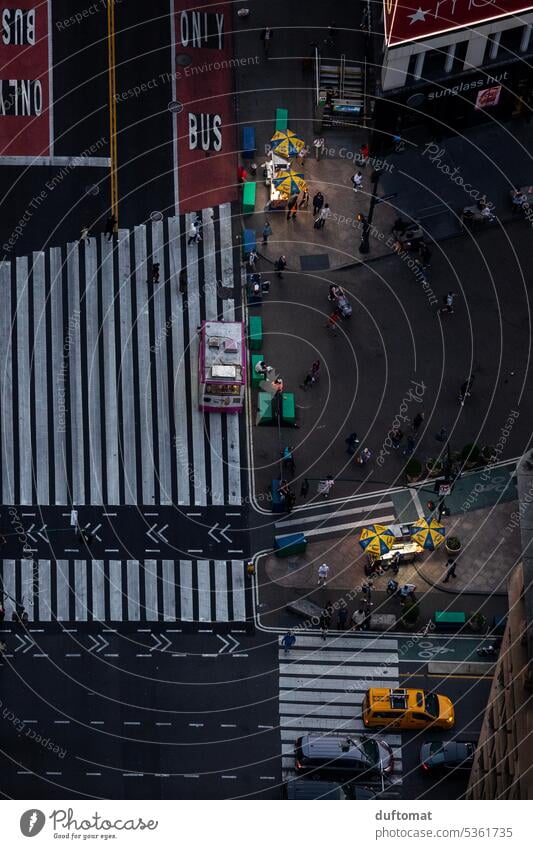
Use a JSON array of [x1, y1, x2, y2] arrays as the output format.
[[0, 1, 52, 155], [384, 0, 533, 46]]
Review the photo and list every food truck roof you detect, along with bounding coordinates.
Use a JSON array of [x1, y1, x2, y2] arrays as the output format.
[[202, 321, 243, 380]]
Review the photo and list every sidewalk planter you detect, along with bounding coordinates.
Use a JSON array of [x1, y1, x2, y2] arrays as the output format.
[[405, 457, 422, 483], [426, 458, 444, 478], [445, 536, 462, 557], [481, 445, 495, 465], [460, 442, 481, 469], [468, 611, 488, 633], [400, 600, 420, 629]]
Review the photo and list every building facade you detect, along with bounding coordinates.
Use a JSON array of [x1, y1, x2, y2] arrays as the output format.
[[467, 454, 533, 800], [372, 1, 533, 147]]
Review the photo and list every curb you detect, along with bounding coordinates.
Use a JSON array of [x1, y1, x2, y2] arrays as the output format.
[[413, 560, 507, 598]]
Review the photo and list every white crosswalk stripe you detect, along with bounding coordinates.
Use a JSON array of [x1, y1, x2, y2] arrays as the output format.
[[275, 495, 397, 539], [0, 204, 242, 506], [0, 560, 253, 623], [0, 559, 251, 624], [278, 634, 403, 788]]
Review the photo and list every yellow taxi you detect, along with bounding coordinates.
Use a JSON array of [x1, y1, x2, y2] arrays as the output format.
[[362, 687, 455, 730]]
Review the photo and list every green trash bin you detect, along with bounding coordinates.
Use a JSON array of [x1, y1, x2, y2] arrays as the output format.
[[248, 315, 263, 350], [242, 181, 256, 214], [257, 391, 273, 424], [275, 108, 289, 131], [281, 392, 296, 425]]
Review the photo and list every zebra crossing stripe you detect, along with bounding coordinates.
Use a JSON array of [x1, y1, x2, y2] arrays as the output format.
[[117, 229, 137, 505], [1, 207, 242, 507], [33, 251, 49, 504], [279, 636, 402, 782]]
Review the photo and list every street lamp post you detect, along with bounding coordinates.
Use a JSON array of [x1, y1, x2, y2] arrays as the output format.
[[358, 170, 397, 254], [358, 169, 381, 254]]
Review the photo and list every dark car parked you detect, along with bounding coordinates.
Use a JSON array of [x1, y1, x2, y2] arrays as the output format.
[[420, 741, 476, 772], [295, 734, 394, 781]]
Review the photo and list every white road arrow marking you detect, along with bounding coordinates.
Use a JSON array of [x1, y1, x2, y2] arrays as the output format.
[[25, 524, 37, 543], [88, 635, 109, 653], [216, 634, 230, 654], [150, 634, 172, 652], [208, 523, 233, 544], [14, 634, 35, 653], [227, 635, 241, 653], [219, 524, 232, 542], [83, 523, 102, 542], [146, 524, 169, 544]]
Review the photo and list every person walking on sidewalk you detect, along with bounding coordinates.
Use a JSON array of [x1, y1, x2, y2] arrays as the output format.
[[261, 26, 273, 57], [391, 428, 403, 449], [412, 411, 425, 432], [262, 221, 272, 244], [188, 221, 199, 245], [319, 609, 330, 640], [317, 203, 331, 229], [337, 606, 348, 630], [312, 191, 324, 217], [443, 559, 457, 582], [351, 171, 363, 192], [104, 215, 116, 241], [324, 311, 340, 336], [299, 189, 309, 209], [150, 262, 160, 284], [459, 375, 475, 406], [321, 475, 335, 498], [317, 563, 330, 586], [351, 608, 365, 630], [287, 196, 298, 220], [275, 255, 287, 279], [301, 359, 320, 389], [282, 630, 296, 653], [402, 434, 416, 456], [439, 291, 458, 315]]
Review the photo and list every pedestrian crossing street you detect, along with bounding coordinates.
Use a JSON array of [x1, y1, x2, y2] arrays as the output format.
[[279, 634, 403, 787], [275, 491, 397, 540], [0, 559, 250, 624], [0, 203, 243, 506]]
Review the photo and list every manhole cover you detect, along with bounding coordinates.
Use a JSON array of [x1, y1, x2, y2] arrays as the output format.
[[150, 211, 164, 222], [176, 53, 192, 67], [85, 184, 100, 196], [168, 100, 183, 113]]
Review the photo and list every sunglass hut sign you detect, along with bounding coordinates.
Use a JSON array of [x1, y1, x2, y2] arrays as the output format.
[[177, 7, 227, 153]]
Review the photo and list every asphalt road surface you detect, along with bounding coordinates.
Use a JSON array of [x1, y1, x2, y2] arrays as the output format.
[[398, 656, 492, 801], [0, 626, 280, 799]]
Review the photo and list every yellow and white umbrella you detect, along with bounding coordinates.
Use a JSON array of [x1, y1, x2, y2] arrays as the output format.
[[270, 129, 306, 159], [358, 524, 395, 556], [272, 169, 307, 197], [410, 517, 445, 550]]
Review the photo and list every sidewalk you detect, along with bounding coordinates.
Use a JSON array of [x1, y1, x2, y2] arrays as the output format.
[[257, 501, 516, 629], [233, 8, 397, 270]]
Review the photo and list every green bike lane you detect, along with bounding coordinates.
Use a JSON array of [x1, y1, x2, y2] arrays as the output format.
[[399, 635, 499, 663]]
